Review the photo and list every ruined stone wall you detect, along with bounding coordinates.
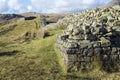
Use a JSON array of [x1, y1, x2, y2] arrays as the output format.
[[56, 6, 120, 72]]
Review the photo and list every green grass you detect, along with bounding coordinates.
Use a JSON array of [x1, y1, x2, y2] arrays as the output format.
[[0, 29, 67, 80], [0, 17, 44, 45], [0, 23, 120, 79]]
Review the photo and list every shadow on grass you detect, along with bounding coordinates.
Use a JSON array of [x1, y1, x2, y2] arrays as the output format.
[[66, 75, 100, 80], [44, 32, 54, 38], [0, 50, 20, 56]]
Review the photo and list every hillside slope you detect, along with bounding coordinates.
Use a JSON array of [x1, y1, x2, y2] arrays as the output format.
[[0, 3, 120, 80], [0, 16, 44, 46], [0, 14, 24, 26]]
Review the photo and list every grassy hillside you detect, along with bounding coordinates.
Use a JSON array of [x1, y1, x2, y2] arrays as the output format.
[[1, 28, 120, 80], [0, 29, 101, 80], [0, 29, 67, 80], [0, 17, 44, 46], [0, 12, 120, 79]]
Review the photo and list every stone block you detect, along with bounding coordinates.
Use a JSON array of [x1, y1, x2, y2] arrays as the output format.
[[68, 24, 74, 31], [72, 28, 81, 35], [100, 37, 111, 47], [110, 55, 118, 61], [93, 41, 101, 48], [67, 54, 77, 62], [66, 48, 78, 54], [60, 34, 69, 40], [85, 34, 97, 41], [66, 42, 78, 48], [87, 49, 94, 57], [94, 48, 102, 55], [72, 34, 85, 40]]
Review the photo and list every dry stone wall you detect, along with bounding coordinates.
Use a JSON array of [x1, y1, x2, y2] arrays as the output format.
[[56, 6, 120, 72]]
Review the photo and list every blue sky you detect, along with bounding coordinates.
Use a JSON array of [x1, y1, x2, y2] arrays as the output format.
[[0, 0, 111, 13]]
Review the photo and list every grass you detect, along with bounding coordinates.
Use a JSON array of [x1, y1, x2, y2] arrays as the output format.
[[0, 21, 120, 79], [0, 28, 101, 80], [0, 29, 67, 80], [0, 17, 44, 44]]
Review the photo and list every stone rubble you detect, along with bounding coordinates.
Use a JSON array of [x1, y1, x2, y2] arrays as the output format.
[[56, 6, 120, 72]]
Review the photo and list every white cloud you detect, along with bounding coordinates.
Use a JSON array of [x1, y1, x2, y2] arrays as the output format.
[[30, 0, 105, 13], [27, 5, 32, 11], [0, 0, 8, 12], [8, 0, 28, 13], [54, 0, 68, 8], [0, 0, 110, 13]]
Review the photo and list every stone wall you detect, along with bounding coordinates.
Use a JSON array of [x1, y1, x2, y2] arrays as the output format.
[[56, 6, 120, 72]]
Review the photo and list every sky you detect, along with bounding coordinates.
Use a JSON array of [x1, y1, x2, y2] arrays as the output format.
[[0, 0, 111, 14]]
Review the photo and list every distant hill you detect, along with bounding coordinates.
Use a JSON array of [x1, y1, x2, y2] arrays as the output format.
[[101, 0, 120, 8], [0, 14, 23, 20], [20, 12, 40, 17], [0, 14, 24, 26], [21, 12, 67, 24]]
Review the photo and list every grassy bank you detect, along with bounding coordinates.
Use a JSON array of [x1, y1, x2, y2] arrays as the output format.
[[0, 28, 120, 80], [0, 29, 67, 80]]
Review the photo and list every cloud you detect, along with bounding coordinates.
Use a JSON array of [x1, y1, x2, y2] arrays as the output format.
[[30, 0, 106, 13], [27, 5, 32, 11], [0, 0, 8, 12], [8, 0, 29, 13], [0, 0, 32, 13], [0, 0, 111, 13]]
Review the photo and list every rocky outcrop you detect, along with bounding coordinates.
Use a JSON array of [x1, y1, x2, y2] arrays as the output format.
[[57, 6, 120, 72]]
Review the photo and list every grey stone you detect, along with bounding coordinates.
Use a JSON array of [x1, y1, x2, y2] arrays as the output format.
[[56, 5, 120, 72], [66, 42, 78, 48], [60, 34, 69, 40], [72, 34, 85, 40], [100, 37, 111, 47], [107, 16, 114, 22], [68, 24, 74, 31], [85, 34, 97, 41]]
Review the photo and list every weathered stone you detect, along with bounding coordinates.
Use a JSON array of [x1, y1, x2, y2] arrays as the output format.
[[102, 8, 110, 12], [85, 34, 96, 41], [56, 5, 120, 72], [103, 54, 108, 60], [100, 37, 111, 47], [94, 48, 102, 54], [93, 42, 101, 48], [99, 26, 108, 34], [107, 16, 114, 22], [113, 21, 120, 26], [111, 47, 118, 53], [60, 34, 69, 40], [118, 17, 120, 21], [79, 41, 91, 49], [72, 28, 80, 35], [87, 48, 94, 57], [68, 54, 77, 61], [72, 34, 85, 40], [99, 17, 108, 23], [66, 42, 78, 48], [66, 49, 78, 54], [68, 24, 74, 31], [104, 32, 112, 37], [110, 55, 118, 61]]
